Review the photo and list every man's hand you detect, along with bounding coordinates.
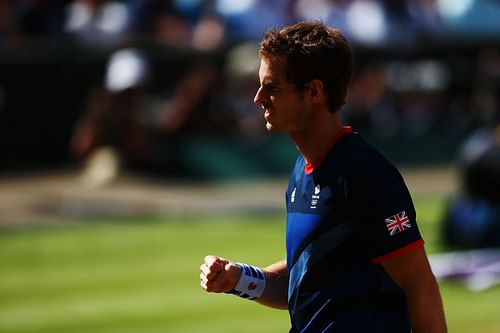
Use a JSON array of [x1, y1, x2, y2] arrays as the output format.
[[200, 255, 241, 293]]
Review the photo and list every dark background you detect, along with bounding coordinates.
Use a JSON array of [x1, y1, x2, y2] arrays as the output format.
[[1, 0, 499, 179]]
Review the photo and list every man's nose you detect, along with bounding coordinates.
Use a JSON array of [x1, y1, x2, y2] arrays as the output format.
[[254, 86, 264, 106]]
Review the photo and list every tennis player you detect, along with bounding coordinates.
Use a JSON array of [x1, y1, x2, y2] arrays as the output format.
[[200, 21, 447, 333]]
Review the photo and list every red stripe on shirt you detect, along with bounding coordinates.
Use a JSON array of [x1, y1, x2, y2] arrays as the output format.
[[305, 126, 353, 174], [371, 239, 425, 265]]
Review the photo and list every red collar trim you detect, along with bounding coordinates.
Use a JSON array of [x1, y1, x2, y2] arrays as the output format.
[[304, 126, 353, 175]]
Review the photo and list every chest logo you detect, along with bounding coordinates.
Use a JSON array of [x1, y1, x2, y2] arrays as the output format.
[[310, 185, 321, 209], [290, 188, 296, 203]]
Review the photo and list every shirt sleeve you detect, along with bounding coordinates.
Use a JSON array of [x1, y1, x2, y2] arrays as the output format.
[[346, 157, 424, 265]]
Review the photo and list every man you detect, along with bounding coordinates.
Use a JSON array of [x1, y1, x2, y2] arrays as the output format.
[[200, 21, 447, 332]]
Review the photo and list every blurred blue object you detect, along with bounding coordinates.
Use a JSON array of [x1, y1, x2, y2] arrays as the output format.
[[442, 123, 500, 249], [443, 196, 500, 248]]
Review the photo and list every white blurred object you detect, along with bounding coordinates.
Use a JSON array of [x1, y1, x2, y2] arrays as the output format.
[[64, 1, 91, 31], [225, 42, 260, 78], [429, 248, 500, 291], [95, 2, 129, 34], [385, 60, 450, 92], [80, 146, 121, 188], [64, 1, 129, 35], [191, 17, 225, 51], [346, 0, 387, 44], [105, 49, 150, 93], [436, 0, 474, 20], [293, 0, 334, 21], [215, 0, 255, 15]]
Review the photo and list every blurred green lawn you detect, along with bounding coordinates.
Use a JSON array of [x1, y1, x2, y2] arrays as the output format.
[[1, 193, 499, 333]]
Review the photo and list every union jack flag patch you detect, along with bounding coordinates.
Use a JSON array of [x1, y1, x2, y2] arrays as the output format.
[[385, 211, 411, 236]]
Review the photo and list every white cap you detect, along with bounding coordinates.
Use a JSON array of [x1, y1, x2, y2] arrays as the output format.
[[105, 48, 150, 92]]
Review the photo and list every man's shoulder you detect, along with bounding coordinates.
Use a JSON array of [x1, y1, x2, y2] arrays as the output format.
[[330, 132, 393, 172], [291, 155, 306, 174]]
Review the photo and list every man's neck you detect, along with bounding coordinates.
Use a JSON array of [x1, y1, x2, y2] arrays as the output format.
[[288, 111, 343, 167]]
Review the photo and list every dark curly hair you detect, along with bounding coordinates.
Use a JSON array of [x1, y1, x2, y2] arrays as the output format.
[[259, 21, 352, 112]]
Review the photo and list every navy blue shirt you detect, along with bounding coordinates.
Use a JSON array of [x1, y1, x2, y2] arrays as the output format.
[[286, 127, 424, 333]]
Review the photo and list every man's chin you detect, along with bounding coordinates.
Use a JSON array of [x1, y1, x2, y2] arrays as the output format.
[[266, 123, 279, 132]]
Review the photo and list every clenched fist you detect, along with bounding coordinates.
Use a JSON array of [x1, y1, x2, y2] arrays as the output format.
[[200, 255, 241, 293]]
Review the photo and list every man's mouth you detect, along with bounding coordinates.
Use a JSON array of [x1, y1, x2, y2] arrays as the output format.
[[264, 110, 271, 120]]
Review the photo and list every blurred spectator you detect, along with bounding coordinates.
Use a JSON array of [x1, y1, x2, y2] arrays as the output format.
[[214, 0, 293, 42], [441, 46, 500, 248], [406, 0, 446, 38], [2, 0, 500, 49], [128, 0, 225, 51], [70, 48, 153, 185], [128, 0, 192, 49], [472, 49, 500, 123], [63, 0, 130, 46], [292, 0, 407, 46], [344, 59, 451, 140], [222, 41, 265, 142], [292, 0, 352, 42], [441, 121, 500, 249], [343, 62, 393, 136], [69, 48, 224, 185], [344, 0, 388, 45]]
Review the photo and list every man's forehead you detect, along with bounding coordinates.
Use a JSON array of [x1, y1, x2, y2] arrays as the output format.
[[259, 55, 286, 83]]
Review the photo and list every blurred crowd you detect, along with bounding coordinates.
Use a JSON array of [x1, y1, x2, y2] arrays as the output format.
[[0, 0, 499, 177], [2, 0, 500, 49]]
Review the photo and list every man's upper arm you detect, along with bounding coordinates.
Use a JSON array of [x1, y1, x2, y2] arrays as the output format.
[[381, 246, 434, 290], [381, 245, 448, 333]]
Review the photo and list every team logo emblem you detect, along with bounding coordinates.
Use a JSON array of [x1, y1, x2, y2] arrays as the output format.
[[385, 211, 411, 236], [310, 185, 321, 209], [248, 282, 257, 290], [314, 185, 321, 195]]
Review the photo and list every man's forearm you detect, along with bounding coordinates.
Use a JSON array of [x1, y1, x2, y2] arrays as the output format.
[[256, 260, 289, 309], [405, 275, 447, 333]]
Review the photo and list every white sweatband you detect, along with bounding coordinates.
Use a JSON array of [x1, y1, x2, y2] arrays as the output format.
[[228, 263, 266, 300]]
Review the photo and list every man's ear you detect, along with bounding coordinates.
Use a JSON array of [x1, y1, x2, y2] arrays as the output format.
[[308, 79, 324, 102]]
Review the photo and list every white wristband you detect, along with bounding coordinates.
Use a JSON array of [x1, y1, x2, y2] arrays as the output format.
[[229, 263, 266, 300]]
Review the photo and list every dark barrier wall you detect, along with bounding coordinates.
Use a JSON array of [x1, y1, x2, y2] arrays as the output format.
[[0, 45, 197, 171]]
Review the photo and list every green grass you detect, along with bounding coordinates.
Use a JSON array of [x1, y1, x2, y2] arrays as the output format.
[[1, 194, 499, 333]]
